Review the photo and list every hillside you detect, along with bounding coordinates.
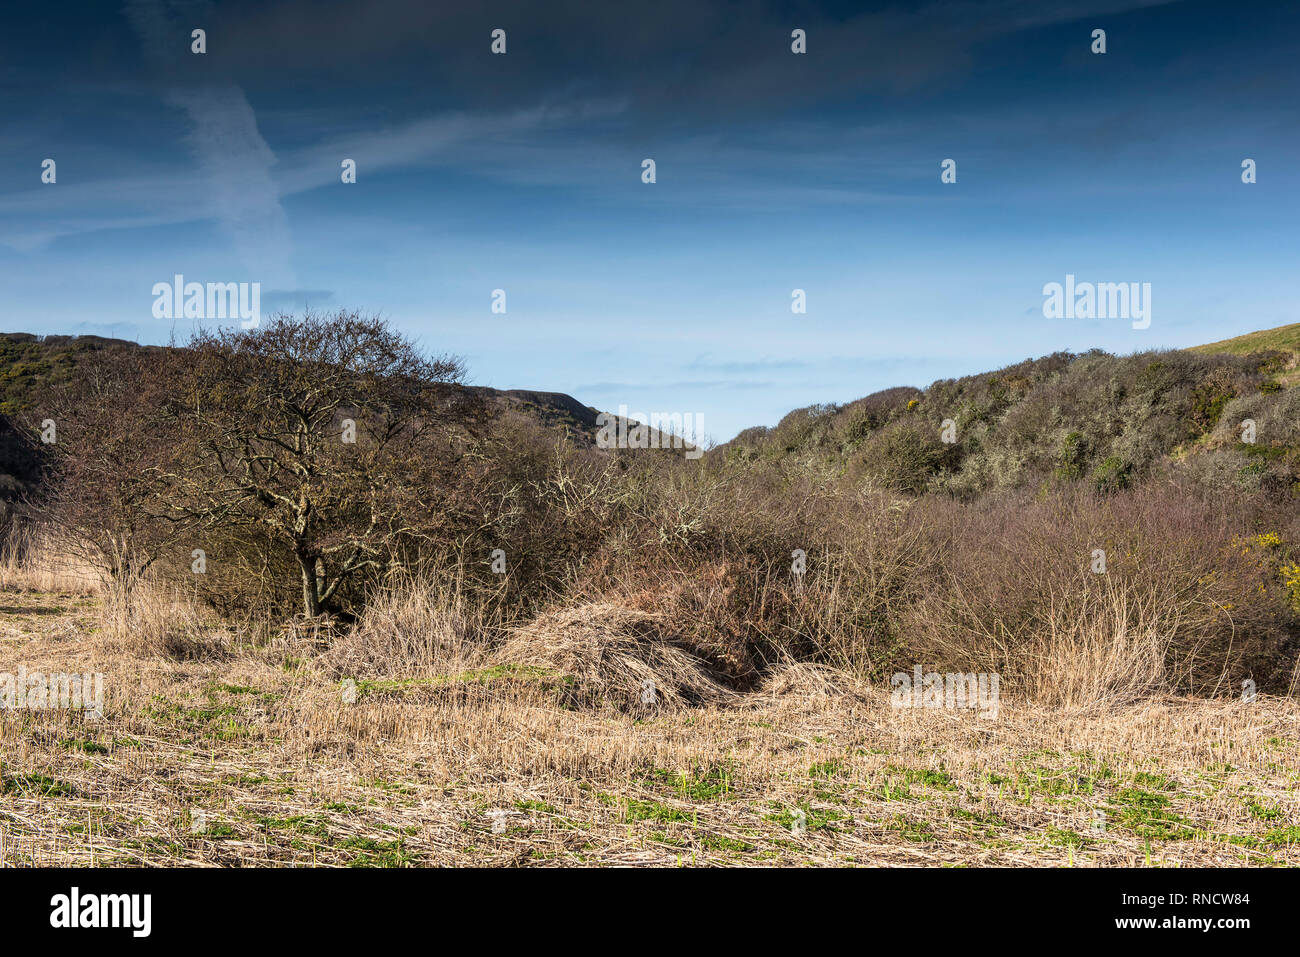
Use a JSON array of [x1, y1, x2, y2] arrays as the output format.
[[1189, 323, 1300, 388], [1190, 322, 1300, 358], [717, 325, 1300, 502], [0, 332, 151, 416], [0, 332, 606, 502], [8, 325, 1300, 507]]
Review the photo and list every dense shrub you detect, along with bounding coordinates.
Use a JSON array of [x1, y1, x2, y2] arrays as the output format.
[[897, 487, 1297, 703], [715, 348, 1274, 500], [854, 421, 952, 493]]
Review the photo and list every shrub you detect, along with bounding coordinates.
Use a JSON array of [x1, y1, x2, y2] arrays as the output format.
[[1056, 430, 1089, 481], [898, 487, 1297, 704], [1092, 456, 1133, 493], [857, 422, 948, 493]]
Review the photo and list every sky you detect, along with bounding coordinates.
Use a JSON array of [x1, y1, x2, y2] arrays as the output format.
[[0, 0, 1296, 443]]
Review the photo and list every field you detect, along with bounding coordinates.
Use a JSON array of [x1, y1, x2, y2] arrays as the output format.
[[2, 583, 1297, 868]]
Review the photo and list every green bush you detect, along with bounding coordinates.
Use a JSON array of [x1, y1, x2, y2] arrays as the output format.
[[1092, 456, 1133, 493], [857, 422, 947, 494]]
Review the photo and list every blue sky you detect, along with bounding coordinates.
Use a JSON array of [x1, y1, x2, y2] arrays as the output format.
[[1, 0, 1296, 441]]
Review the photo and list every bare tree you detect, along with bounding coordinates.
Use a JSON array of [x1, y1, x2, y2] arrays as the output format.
[[157, 312, 483, 618], [24, 344, 191, 610]]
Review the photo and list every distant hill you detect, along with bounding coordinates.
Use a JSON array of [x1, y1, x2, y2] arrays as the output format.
[[0, 332, 151, 417], [0, 332, 607, 503], [0, 334, 150, 503], [6, 324, 1298, 509], [0, 331, 602, 430]]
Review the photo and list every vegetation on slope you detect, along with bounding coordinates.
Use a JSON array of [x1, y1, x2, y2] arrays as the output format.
[[717, 337, 1299, 501], [1190, 322, 1300, 358]]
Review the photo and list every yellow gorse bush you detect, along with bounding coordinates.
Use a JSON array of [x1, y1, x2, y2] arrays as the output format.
[[1282, 562, 1300, 612]]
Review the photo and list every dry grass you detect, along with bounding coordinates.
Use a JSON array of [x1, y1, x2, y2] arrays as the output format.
[[495, 602, 738, 713], [1, 586, 1297, 868], [323, 572, 498, 680], [0, 525, 100, 596], [99, 580, 229, 661], [1020, 582, 1171, 710]]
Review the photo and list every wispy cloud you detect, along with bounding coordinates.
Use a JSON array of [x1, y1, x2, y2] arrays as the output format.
[[124, 0, 295, 286], [0, 103, 578, 252]]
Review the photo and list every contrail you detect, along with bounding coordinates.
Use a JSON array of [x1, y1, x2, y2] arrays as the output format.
[[124, 0, 296, 290]]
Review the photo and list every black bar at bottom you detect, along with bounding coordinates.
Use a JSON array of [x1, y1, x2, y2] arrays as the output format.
[[0, 865, 1277, 943]]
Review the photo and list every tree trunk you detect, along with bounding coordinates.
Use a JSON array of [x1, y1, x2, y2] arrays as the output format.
[[298, 552, 321, 617]]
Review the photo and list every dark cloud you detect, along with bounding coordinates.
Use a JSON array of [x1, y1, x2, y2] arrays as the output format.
[[0, 1, 1183, 126], [193, 0, 1180, 120]]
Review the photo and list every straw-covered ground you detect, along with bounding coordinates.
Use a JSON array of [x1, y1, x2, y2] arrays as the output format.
[[1, 586, 1296, 868]]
